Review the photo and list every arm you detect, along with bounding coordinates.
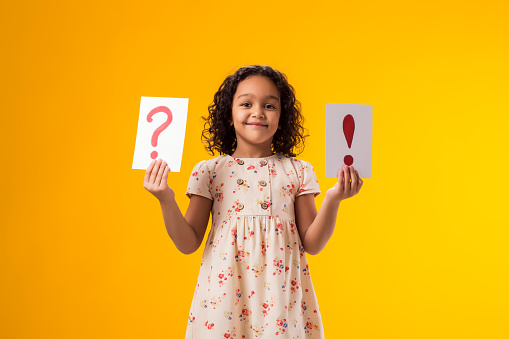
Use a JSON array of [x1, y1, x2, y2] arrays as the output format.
[[144, 159, 212, 255], [295, 165, 363, 255], [159, 194, 212, 255]]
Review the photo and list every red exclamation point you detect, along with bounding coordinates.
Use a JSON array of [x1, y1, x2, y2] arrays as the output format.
[[343, 114, 355, 166]]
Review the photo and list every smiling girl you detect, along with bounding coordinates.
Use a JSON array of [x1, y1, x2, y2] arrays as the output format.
[[143, 65, 363, 338]]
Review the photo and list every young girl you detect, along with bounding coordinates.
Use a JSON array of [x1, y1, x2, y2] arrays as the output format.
[[143, 65, 363, 338]]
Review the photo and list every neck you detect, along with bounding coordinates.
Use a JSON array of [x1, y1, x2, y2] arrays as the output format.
[[231, 146, 273, 158], [231, 134, 275, 158]]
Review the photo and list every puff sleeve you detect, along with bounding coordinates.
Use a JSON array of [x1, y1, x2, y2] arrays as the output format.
[[295, 160, 321, 197], [186, 160, 213, 200]]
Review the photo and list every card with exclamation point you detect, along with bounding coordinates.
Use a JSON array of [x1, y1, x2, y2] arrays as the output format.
[[325, 103, 372, 178]]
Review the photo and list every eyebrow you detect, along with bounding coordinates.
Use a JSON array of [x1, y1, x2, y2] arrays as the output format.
[[236, 93, 280, 101]]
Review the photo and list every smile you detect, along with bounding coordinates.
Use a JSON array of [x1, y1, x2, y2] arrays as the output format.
[[245, 123, 268, 127]]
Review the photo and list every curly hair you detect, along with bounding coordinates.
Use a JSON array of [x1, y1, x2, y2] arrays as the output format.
[[202, 65, 307, 157]]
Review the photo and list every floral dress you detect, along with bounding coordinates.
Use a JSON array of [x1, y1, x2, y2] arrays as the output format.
[[185, 153, 324, 338]]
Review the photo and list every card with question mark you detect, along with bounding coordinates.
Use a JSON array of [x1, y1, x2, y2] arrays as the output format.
[[132, 96, 189, 171]]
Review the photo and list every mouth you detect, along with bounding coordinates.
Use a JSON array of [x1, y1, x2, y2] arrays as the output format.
[[245, 123, 268, 127]]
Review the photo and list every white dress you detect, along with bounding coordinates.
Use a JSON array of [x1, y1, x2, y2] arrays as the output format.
[[185, 153, 324, 338]]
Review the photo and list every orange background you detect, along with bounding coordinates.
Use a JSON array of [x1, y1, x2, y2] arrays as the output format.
[[2, 0, 508, 338]]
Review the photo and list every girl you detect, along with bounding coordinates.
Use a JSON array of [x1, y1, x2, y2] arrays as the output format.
[[143, 65, 363, 338]]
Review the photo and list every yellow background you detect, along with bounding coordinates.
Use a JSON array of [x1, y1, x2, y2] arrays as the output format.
[[2, 0, 508, 338]]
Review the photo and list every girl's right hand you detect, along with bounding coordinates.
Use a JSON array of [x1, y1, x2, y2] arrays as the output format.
[[143, 159, 174, 203]]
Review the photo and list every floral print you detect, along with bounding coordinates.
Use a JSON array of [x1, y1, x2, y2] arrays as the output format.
[[185, 154, 323, 338]]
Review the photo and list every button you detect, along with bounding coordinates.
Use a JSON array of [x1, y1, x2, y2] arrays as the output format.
[[261, 203, 268, 210], [237, 179, 244, 185], [260, 180, 267, 187], [238, 203, 244, 210], [260, 159, 268, 166], [238, 160, 245, 165]]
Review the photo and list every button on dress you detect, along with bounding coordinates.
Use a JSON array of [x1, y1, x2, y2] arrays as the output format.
[[185, 153, 324, 338]]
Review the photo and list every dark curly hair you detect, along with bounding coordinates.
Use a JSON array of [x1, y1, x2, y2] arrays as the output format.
[[202, 65, 307, 157]]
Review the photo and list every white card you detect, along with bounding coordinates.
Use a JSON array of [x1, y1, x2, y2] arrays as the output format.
[[132, 96, 189, 171], [326, 103, 372, 178]]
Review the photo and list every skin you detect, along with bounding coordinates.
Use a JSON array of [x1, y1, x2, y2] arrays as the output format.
[[143, 76, 363, 255], [230, 75, 281, 158], [143, 159, 211, 255]]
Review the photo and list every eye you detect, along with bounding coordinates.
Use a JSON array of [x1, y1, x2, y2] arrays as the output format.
[[240, 102, 251, 107], [265, 104, 277, 109]]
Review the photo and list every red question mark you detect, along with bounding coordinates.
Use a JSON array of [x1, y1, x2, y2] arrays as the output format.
[[147, 106, 173, 159]]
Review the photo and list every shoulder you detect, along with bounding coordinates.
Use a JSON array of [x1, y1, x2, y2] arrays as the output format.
[[190, 154, 235, 178], [285, 156, 315, 171], [271, 154, 317, 178], [269, 154, 314, 170], [203, 154, 232, 171], [288, 157, 319, 184]]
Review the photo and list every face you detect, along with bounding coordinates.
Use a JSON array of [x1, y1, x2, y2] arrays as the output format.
[[231, 75, 281, 154]]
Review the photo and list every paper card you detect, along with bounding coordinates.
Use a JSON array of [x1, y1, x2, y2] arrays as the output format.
[[326, 103, 372, 178], [132, 96, 189, 171]]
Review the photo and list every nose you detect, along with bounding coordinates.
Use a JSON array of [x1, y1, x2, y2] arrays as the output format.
[[250, 104, 265, 118]]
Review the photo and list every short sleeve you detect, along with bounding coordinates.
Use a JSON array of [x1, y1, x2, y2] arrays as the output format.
[[295, 160, 321, 197], [186, 160, 213, 200]]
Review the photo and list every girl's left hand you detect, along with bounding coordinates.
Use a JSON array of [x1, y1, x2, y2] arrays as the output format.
[[326, 165, 363, 203]]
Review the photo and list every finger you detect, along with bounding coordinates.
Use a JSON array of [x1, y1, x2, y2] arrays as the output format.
[[353, 169, 361, 193], [336, 168, 342, 181], [155, 160, 167, 187], [350, 167, 358, 192], [337, 167, 345, 191], [162, 164, 170, 183], [149, 159, 162, 184], [357, 171, 364, 193], [144, 159, 156, 183], [344, 166, 351, 193]]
